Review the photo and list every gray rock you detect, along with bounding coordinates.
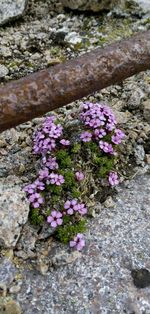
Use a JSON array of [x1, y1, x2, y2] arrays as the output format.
[[0, 176, 29, 248], [0, 64, 9, 78], [0, 258, 17, 287], [64, 32, 82, 47], [134, 0, 150, 13], [127, 87, 145, 110], [15, 223, 38, 259], [134, 144, 145, 165], [9, 284, 21, 294], [49, 247, 81, 268], [0, 46, 12, 57], [0, 0, 28, 26], [113, 110, 131, 124]]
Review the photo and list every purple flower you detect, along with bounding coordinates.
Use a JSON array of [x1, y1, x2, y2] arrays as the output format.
[[48, 172, 64, 186], [64, 199, 77, 215], [106, 123, 115, 131], [99, 141, 114, 154], [42, 138, 56, 151], [74, 203, 87, 215], [80, 102, 116, 130], [33, 116, 63, 155], [94, 128, 106, 139], [42, 156, 58, 170], [69, 233, 85, 251], [108, 171, 119, 186], [56, 175, 64, 186], [47, 210, 63, 228], [64, 200, 87, 216], [47, 124, 63, 139], [29, 193, 44, 208], [24, 183, 36, 195], [24, 180, 45, 195], [80, 131, 92, 142], [112, 129, 125, 144], [60, 139, 70, 146], [111, 135, 121, 145], [75, 171, 84, 181], [115, 129, 125, 138], [38, 168, 49, 181]]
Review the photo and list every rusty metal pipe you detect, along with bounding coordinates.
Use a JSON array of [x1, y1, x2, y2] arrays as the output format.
[[1, 30, 150, 132]]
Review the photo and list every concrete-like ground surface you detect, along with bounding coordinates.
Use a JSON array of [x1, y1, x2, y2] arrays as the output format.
[[15, 172, 150, 314]]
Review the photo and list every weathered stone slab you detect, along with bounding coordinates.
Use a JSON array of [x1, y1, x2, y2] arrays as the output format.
[[0, 176, 29, 248], [15, 173, 150, 313], [0, 0, 28, 26], [0, 258, 17, 287]]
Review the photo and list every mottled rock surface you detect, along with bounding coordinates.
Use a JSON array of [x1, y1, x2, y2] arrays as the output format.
[[0, 0, 28, 26], [0, 176, 29, 247], [14, 173, 150, 313], [0, 259, 17, 287], [0, 65, 9, 78]]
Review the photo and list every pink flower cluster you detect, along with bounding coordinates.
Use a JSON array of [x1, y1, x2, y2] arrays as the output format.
[[24, 103, 124, 251], [80, 102, 125, 158], [64, 199, 87, 216], [42, 156, 58, 170], [79, 102, 125, 186], [33, 116, 63, 155], [25, 117, 72, 207], [80, 102, 116, 130], [24, 179, 45, 208], [111, 129, 125, 145], [48, 172, 64, 186], [99, 141, 114, 154]]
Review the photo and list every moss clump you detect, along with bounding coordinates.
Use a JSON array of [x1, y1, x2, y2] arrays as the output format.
[[55, 218, 86, 244], [63, 170, 76, 189], [85, 141, 99, 154], [98, 158, 115, 177], [56, 149, 72, 168], [71, 143, 81, 154], [92, 153, 115, 177], [71, 187, 81, 198], [29, 208, 44, 225], [49, 185, 62, 195]]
